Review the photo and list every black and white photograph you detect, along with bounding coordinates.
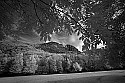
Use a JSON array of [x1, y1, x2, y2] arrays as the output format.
[[0, 0, 125, 83]]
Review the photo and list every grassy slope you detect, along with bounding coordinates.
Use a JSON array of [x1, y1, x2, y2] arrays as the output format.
[[0, 70, 125, 83]]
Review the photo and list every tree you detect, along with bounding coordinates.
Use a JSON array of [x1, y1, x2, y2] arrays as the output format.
[[56, 60, 63, 73], [47, 56, 57, 73], [0, 0, 125, 58], [65, 44, 81, 53], [35, 42, 66, 53]]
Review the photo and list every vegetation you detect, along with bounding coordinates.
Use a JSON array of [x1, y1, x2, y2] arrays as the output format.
[[0, 0, 125, 48], [0, 0, 125, 77], [0, 40, 125, 77]]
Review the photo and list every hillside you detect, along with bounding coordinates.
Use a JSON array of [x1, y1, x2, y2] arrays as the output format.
[[0, 39, 124, 77], [34, 42, 81, 54], [0, 39, 87, 77]]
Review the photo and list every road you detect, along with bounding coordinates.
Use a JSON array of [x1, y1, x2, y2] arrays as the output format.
[[0, 70, 125, 83]]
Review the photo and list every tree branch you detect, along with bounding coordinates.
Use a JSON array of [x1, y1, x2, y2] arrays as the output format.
[[30, 0, 43, 25], [0, 4, 13, 16], [3, 0, 20, 13], [39, 0, 90, 36]]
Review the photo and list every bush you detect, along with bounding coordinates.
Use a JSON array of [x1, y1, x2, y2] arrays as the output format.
[[56, 60, 63, 73], [47, 56, 57, 73], [22, 53, 38, 74], [9, 53, 23, 73], [73, 62, 82, 72], [36, 55, 49, 74], [62, 55, 72, 73]]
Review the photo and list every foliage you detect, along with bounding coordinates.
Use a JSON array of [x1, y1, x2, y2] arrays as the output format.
[[36, 56, 49, 74], [65, 44, 81, 53], [0, 40, 38, 75], [0, 39, 125, 77], [0, 1, 125, 71], [9, 53, 23, 73], [56, 60, 63, 73], [22, 53, 38, 74], [35, 42, 67, 53], [35, 41, 82, 54], [0, 0, 124, 49], [47, 56, 57, 73]]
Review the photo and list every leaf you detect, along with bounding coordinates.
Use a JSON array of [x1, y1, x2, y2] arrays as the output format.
[[47, 35, 51, 41], [79, 35, 84, 41], [77, 31, 80, 36], [43, 36, 47, 42], [86, 38, 90, 44], [74, 28, 78, 33], [40, 37, 43, 41], [79, 36, 82, 40]]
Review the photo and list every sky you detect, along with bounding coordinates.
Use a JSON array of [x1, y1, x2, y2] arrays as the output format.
[[18, 30, 105, 52]]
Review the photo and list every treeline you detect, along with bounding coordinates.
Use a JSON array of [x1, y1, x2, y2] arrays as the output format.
[[0, 41, 125, 77]]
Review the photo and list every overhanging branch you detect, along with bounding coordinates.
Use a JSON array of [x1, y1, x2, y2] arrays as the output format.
[[31, 0, 43, 25], [3, 0, 20, 13], [39, 0, 90, 36]]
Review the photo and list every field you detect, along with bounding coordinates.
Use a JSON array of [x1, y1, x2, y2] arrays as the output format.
[[0, 70, 125, 83]]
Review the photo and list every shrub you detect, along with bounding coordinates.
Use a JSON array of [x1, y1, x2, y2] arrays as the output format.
[[56, 60, 63, 73], [9, 53, 23, 73], [36, 55, 49, 74], [22, 53, 38, 74], [73, 62, 82, 72], [47, 56, 57, 73]]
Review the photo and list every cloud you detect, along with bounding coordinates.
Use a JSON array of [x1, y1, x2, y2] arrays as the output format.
[[18, 29, 84, 51], [51, 32, 84, 52]]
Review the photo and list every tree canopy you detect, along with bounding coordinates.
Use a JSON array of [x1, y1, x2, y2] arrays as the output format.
[[0, 0, 125, 51]]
